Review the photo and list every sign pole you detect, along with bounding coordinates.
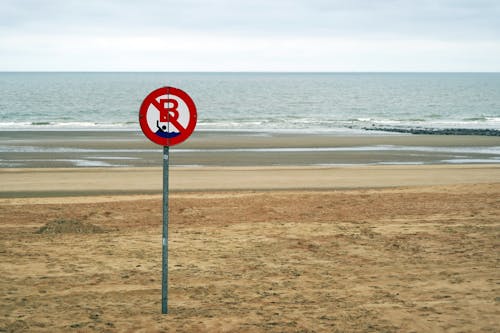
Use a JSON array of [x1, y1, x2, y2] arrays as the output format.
[[162, 145, 169, 314], [139, 86, 197, 314]]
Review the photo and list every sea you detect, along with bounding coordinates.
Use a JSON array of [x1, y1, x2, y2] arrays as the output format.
[[1, 72, 500, 167], [1, 72, 499, 134]]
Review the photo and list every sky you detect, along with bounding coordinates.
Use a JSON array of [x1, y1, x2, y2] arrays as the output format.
[[1, 0, 500, 71]]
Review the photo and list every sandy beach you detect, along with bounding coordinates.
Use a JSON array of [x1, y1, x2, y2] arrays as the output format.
[[1, 164, 500, 198], [1, 131, 500, 332]]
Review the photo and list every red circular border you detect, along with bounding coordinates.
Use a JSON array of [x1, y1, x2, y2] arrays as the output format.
[[139, 86, 197, 146]]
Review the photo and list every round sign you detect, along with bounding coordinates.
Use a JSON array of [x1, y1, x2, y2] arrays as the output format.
[[139, 86, 197, 146]]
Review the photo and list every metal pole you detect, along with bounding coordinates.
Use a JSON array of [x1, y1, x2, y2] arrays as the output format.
[[162, 145, 169, 314]]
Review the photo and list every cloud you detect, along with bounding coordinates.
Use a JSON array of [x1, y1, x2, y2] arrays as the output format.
[[2, 31, 499, 71], [1, 0, 499, 70], [3, 0, 500, 38]]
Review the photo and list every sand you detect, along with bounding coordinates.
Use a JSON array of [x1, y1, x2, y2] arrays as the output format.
[[1, 165, 500, 332], [1, 130, 500, 332], [1, 131, 500, 167], [1, 164, 500, 198]]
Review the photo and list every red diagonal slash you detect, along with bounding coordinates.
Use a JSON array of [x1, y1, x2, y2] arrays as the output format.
[[151, 98, 186, 133]]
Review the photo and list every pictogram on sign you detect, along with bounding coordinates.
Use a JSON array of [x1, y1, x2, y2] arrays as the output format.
[[139, 87, 197, 146]]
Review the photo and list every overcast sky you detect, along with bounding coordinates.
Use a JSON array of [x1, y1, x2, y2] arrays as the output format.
[[1, 0, 500, 71]]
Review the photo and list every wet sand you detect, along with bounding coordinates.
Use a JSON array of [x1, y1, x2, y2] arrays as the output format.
[[1, 130, 499, 167]]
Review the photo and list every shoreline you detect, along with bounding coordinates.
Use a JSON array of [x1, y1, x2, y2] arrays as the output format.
[[1, 130, 499, 168], [1, 126, 500, 136]]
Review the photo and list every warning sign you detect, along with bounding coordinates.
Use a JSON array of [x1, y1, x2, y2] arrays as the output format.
[[139, 86, 197, 146]]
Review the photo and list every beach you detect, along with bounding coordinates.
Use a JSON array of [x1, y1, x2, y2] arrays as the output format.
[[1, 165, 500, 198], [1, 130, 500, 168], [1, 131, 500, 332]]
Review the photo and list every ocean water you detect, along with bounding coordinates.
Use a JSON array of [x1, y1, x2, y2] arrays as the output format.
[[0, 72, 499, 133]]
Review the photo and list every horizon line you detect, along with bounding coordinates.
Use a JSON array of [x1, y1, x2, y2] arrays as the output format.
[[1, 70, 500, 74]]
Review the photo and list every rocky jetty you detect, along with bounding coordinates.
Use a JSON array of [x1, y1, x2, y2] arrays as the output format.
[[362, 126, 500, 136]]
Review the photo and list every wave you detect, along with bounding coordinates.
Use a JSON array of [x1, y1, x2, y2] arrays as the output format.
[[0, 121, 139, 130], [1, 115, 499, 135]]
